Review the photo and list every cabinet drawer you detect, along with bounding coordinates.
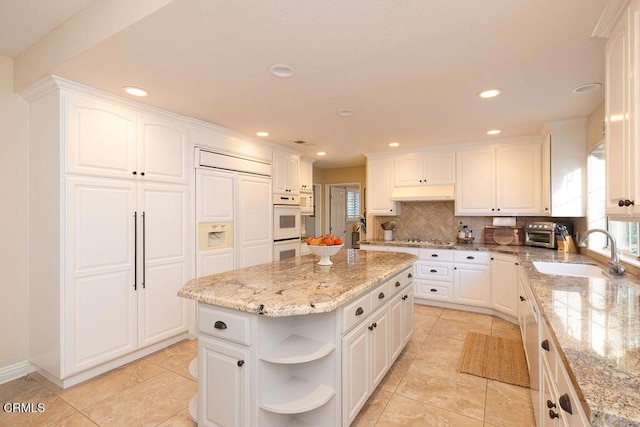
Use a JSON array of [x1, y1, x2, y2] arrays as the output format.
[[415, 261, 453, 282], [540, 322, 556, 380], [370, 281, 391, 311], [342, 293, 371, 333], [453, 251, 491, 264], [419, 248, 453, 261], [414, 280, 452, 302], [199, 306, 251, 345], [388, 267, 413, 296]]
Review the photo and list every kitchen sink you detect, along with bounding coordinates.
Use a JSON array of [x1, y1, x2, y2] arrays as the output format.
[[532, 261, 606, 278]]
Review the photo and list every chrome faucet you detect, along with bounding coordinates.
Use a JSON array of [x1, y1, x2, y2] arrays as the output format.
[[578, 229, 626, 275]]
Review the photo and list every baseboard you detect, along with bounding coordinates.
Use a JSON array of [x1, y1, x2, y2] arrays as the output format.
[[414, 299, 518, 325], [0, 360, 36, 385]]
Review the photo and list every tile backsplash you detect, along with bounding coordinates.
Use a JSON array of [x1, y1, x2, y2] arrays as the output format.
[[368, 201, 585, 243]]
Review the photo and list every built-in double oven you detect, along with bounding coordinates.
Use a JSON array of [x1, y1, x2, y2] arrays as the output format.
[[273, 194, 301, 261]]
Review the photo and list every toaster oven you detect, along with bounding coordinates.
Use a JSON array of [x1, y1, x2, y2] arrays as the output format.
[[524, 222, 556, 249]]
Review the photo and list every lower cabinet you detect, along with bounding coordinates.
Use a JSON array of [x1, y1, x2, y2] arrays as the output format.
[[491, 253, 519, 318]]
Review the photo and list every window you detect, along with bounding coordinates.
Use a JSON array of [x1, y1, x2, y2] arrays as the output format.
[[346, 187, 361, 221]]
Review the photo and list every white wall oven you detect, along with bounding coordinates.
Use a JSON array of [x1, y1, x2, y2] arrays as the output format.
[[273, 194, 301, 260]]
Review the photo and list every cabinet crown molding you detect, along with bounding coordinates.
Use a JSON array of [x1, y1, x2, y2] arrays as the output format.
[[592, 0, 631, 37]]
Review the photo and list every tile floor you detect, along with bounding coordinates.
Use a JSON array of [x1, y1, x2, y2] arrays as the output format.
[[0, 306, 535, 427]]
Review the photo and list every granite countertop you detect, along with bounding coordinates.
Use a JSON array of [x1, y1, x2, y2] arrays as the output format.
[[361, 239, 640, 426], [178, 249, 417, 317]]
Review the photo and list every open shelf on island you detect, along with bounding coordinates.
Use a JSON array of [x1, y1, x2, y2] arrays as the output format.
[[260, 376, 334, 414], [188, 394, 197, 422], [188, 357, 198, 380], [260, 335, 335, 364]]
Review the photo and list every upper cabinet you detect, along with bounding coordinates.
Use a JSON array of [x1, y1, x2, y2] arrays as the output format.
[[366, 155, 401, 216], [66, 93, 189, 184], [273, 149, 300, 194], [393, 151, 455, 186], [605, 1, 640, 217], [300, 157, 314, 192], [456, 141, 543, 215]]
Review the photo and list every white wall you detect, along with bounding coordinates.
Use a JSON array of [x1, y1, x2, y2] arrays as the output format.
[[0, 55, 29, 373]]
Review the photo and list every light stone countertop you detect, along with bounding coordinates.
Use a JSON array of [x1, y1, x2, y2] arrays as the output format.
[[361, 239, 640, 426], [178, 249, 417, 317]]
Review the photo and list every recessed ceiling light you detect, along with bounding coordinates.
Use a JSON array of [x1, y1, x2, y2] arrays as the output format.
[[571, 83, 602, 94], [389, 142, 400, 147], [487, 129, 501, 135], [123, 86, 148, 97], [337, 109, 354, 117], [268, 64, 296, 78], [317, 151, 327, 156], [256, 131, 270, 137], [478, 88, 502, 99]]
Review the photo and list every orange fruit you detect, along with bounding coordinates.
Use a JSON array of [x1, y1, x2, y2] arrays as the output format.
[[334, 237, 343, 245]]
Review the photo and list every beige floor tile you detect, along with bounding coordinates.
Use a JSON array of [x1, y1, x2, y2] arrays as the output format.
[[395, 360, 487, 421], [57, 360, 165, 410], [484, 380, 535, 427], [157, 408, 197, 426], [430, 318, 492, 341], [350, 388, 392, 427], [28, 372, 64, 395], [439, 308, 493, 326], [82, 371, 197, 426], [145, 339, 198, 369], [413, 304, 443, 318], [379, 350, 415, 394], [414, 335, 465, 368], [46, 412, 98, 426], [491, 317, 523, 342], [168, 358, 196, 381], [375, 394, 484, 427]]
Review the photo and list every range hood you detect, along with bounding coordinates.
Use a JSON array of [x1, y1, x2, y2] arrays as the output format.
[[390, 184, 455, 201]]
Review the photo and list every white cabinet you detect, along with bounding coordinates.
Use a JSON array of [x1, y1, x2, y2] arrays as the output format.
[[452, 251, 491, 308], [343, 318, 371, 424], [300, 158, 314, 192], [65, 177, 191, 374], [365, 155, 401, 216], [273, 150, 300, 194], [394, 151, 455, 186], [605, 1, 640, 218], [237, 174, 273, 268], [491, 253, 519, 319], [455, 142, 543, 215], [66, 93, 189, 184]]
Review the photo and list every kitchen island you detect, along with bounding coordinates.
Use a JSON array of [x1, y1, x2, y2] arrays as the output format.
[[178, 249, 417, 426]]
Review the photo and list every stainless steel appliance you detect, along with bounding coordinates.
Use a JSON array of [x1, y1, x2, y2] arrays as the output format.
[[273, 194, 301, 260], [524, 222, 556, 248]]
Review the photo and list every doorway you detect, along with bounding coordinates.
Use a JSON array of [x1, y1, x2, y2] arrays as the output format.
[[325, 183, 361, 248]]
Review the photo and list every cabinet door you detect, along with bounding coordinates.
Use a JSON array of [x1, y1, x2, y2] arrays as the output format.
[[286, 154, 300, 194], [605, 16, 631, 215], [424, 151, 455, 184], [138, 184, 191, 347], [196, 169, 234, 223], [65, 178, 138, 375], [138, 114, 189, 184], [370, 307, 390, 389], [394, 153, 423, 186], [237, 174, 272, 268], [491, 254, 519, 318], [455, 149, 495, 214], [66, 93, 137, 179], [199, 337, 249, 427], [367, 156, 400, 215], [273, 151, 299, 194], [401, 287, 414, 345], [453, 264, 491, 307], [496, 143, 543, 214], [542, 363, 561, 427], [300, 159, 314, 191], [388, 294, 404, 361], [343, 322, 371, 426]]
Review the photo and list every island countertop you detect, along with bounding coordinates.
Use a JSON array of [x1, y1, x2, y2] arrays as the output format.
[[178, 249, 417, 317]]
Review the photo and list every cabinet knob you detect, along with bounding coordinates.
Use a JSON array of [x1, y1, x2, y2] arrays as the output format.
[[355, 307, 364, 316], [214, 321, 227, 330], [140, 172, 145, 176], [395, 281, 401, 287], [547, 400, 557, 409], [541, 339, 550, 351], [559, 394, 573, 414], [497, 208, 501, 211], [237, 360, 245, 367], [407, 273, 412, 278], [491, 208, 495, 211], [132, 171, 137, 175], [378, 292, 385, 299], [519, 296, 525, 301], [372, 322, 377, 328], [545, 207, 549, 211], [368, 324, 374, 331], [549, 410, 559, 419]]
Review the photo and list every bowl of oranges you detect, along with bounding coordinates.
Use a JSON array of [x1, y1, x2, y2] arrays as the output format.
[[306, 234, 344, 265]]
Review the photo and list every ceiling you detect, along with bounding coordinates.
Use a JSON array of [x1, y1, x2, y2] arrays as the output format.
[[6, 0, 608, 168]]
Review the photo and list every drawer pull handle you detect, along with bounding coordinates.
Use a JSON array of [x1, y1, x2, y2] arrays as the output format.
[[559, 394, 573, 414], [547, 400, 557, 409], [541, 339, 550, 351], [430, 269, 437, 273], [395, 281, 401, 287], [430, 288, 437, 292], [214, 321, 227, 330], [355, 307, 364, 316], [466, 256, 475, 260], [431, 254, 438, 257], [237, 360, 245, 367], [378, 292, 385, 299], [549, 410, 559, 419], [407, 273, 413, 278]]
